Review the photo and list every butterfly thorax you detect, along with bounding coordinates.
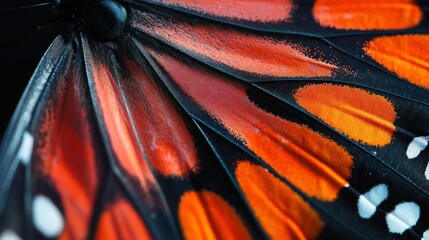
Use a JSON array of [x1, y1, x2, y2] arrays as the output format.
[[54, 0, 128, 40]]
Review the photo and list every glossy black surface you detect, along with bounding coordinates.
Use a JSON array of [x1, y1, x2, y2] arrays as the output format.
[[82, 0, 128, 40]]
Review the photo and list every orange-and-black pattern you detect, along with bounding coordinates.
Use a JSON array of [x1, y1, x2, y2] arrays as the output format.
[[0, 0, 429, 239]]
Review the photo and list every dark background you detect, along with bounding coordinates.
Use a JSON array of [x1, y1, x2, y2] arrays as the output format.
[[0, 1, 59, 139]]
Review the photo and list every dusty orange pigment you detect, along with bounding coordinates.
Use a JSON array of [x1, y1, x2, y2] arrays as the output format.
[[91, 59, 155, 189], [313, 0, 422, 30], [121, 60, 198, 177], [178, 190, 251, 240], [156, 0, 294, 22], [365, 34, 429, 89], [37, 70, 98, 239], [135, 12, 337, 78], [96, 199, 151, 240], [294, 84, 396, 146], [154, 53, 353, 201], [236, 161, 324, 240]]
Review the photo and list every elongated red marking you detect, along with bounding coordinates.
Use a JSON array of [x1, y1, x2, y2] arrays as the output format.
[[155, 0, 294, 22], [121, 60, 198, 177], [37, 71, 98, 239], [313, 0, 422, 30], [178, 190, 252, 240], [154, 53, 353, 201], [236, 161, 324, 240], [96, 198, 151, 240], [136, 12, 337, 78], [91, 59, 155, 189]]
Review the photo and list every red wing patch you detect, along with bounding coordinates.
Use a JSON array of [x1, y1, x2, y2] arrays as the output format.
[[135, 11, 337, 78], [120, 60, 198, 177], [90, 59, 156, 190], [153, 0, 294, 22], [36, 67, 99, 239]]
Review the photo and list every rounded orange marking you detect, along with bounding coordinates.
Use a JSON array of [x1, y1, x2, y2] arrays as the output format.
[[157, 0, 294, 22], [137, 12, 337, 78], [154, 54, 353, 201], [365, 34, 429, 89], [122, 61, 198, 177], [178, 190, 251, 240], [313, 0, 422, 30], [236, 161, 324, 240], [294, 84, 396, 146], [96, 199, 151, 240], [37, 71, 98, 239]]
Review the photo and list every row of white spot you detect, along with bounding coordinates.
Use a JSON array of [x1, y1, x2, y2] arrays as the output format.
[[357, 183, 428, 239], [406, 136, 429, 180], [6, 130, 428, 238]]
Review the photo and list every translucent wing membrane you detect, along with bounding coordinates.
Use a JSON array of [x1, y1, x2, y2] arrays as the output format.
[[1, 0, 429, 239]]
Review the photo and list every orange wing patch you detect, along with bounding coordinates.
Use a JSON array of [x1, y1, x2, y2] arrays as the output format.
[[365, 34, 429, 89], [121, 60, 198, 177], [313, 0, 422, 30], [137, 12, 337, 78], [154, 53, 353, 201], [155, 0, 294, 22], [236, 161, 324, 240], [178, 190, 252, 240], [96, 198, 151, 240], [37, 72, 98, 239], [294, 83, 396, 146]]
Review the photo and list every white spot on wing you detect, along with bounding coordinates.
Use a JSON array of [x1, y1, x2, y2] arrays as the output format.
[[0, 230, 21, 240], [422, 229, 429, 240], [32, 195, 64, 238], [425, 163, 429, 180], [16, 132, 34, 165], [357, 183, 388, 219], [407, 136, 429, 159], [386, 202, 420, 234]]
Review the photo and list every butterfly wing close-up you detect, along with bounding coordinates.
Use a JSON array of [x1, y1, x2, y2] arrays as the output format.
[[1, 0, 429, 239]]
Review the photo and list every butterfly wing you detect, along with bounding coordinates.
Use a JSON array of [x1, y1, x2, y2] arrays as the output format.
[[1, 0, 429, 239]]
